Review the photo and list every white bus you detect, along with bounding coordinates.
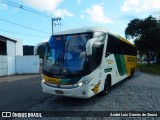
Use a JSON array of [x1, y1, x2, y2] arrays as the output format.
[[35, 27, 137, 98]]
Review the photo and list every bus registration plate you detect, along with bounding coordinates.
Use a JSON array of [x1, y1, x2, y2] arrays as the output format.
[[55, 90, 64, 94]]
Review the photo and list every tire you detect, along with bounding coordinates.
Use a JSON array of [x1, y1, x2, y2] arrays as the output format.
[[133, 68, 135, 75], [101, 77, 111, 96], [129, 68, 133, 79]]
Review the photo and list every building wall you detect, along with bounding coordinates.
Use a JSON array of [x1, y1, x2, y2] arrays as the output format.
[[7, 56, 16, 75], [0, 35, 40, 76], [7, 40, 16, 56], [16, 56, 40, 74], [16, 39, 23, 56], [0, 55, 8, 76], [6, 40, 16, 75]]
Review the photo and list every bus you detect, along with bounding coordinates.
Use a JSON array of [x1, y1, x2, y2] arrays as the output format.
[[34, 27, 137, 98]]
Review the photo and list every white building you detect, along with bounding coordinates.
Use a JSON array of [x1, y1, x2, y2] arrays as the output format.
[[0, 35, 39, 76]]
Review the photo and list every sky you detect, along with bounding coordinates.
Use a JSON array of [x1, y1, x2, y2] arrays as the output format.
[[0, 0, 160, 46]]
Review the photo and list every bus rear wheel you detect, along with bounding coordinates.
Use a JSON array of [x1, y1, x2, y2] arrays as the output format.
[[101, 77, 111, 96], [129, 68, 134, 79]]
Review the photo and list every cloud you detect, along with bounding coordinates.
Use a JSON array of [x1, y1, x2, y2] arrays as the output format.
[[152, 11, 160, 19], [121, 0, 160, 12], [84, 4, 113, 24], [80, 14, 85, 19], [0, 3, 7, 10], [0, 2, 21, 13], [54, 9, 73, 17], [9, 8, 21, 13], [20, 0, 73, 18], [77, 0, 81, 4]]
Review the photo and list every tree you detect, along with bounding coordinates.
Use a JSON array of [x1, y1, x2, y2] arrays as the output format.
[[125, 15, 160, 64], [37, 44, 46, 59]]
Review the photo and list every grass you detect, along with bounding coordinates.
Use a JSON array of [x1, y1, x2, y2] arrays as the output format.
[[138, 63, 160, 75]]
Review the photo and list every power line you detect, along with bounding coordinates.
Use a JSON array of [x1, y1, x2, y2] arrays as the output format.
[[1, 0, 51, 18], [1, 0, 71, 34], [0, 18, 50, 34], [0, 29, 48, 38]]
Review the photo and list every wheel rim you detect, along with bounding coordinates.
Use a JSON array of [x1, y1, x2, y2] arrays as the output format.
[[104, 79, 109, 93]]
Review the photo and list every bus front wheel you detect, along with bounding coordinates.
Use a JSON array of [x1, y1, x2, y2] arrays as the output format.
[[101, 76, 111, 96]]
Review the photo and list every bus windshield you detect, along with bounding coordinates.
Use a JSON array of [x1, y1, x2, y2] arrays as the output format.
[[44, 33, 92, 77]]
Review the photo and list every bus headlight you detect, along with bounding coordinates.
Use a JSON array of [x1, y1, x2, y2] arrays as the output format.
[[77, 82, 83, 87], [42, 79, 45, 83], [74, 77, 93, 87]]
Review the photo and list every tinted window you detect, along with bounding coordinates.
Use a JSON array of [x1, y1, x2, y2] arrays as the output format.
[[44, 32, 92, 75], [106, 35, 137, 56]]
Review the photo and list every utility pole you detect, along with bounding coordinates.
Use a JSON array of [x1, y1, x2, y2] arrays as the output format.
[[51, 17, 62, 34], [52, 18, 53, 35]]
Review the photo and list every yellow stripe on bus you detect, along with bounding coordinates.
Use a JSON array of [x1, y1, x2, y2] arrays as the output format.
[[43, 75, 61, 84], [124, 55, 137, 76]]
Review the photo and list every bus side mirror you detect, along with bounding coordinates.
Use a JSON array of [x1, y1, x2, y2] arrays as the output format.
[[34, 42, 48, 55], [86, 38, 99, 55]]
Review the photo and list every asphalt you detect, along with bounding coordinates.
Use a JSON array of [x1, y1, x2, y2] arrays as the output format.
[[0, 74, 42, 82], [0, 75, 52, 111]]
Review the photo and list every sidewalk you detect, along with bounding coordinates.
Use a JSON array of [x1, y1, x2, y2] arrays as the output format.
[[0, 74, 42, 82]]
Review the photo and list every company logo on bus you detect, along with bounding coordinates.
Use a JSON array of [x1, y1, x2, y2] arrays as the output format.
[[106, 60, 113, 64], [127, 57, 135, 62], [54, 75, 65, 78]]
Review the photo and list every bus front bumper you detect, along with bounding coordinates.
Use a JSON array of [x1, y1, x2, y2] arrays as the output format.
[[41, 80, 92, 98]]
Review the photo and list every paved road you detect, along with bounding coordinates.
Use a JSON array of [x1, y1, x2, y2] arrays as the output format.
[[0, 76, 52, 111], [0, 71, 160, 120]]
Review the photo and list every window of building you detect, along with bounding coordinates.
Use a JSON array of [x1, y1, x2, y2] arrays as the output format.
[[0, 40, 7, 55]]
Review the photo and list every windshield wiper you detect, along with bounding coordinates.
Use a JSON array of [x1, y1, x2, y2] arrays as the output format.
[[59, 37, 72, 75], [62, 53, 72, 74], [54, 52, 61, 66], [49, 52, 61, 73]]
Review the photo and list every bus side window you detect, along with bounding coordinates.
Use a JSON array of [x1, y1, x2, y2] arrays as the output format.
[[106, 34, 137, 57], [96, 44, 104, 64], [106, 35, 115, 57]]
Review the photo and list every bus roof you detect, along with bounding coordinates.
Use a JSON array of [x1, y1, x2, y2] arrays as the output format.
[[54, 27, 136, 47], [54, 27, 108, 35], [108, 33, 136, 47]]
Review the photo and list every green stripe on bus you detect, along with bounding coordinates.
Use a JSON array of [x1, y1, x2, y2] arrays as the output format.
[[114, 54, 127, 76], [104, 68, 112, 73]]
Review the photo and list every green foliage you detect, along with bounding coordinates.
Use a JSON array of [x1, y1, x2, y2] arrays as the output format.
[[37, 44, 46, 59], [125, 15, 160, 65], [125, 18, 143, 39], [138, 63, 160, 75]]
